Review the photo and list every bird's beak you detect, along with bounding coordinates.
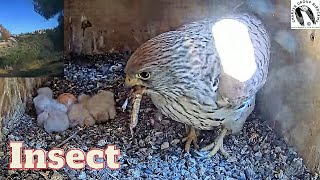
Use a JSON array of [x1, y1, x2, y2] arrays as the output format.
[[125, 75, 143, 88]]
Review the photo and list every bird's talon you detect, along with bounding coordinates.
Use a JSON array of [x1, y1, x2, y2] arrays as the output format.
[[193, 140, 200, 149], [182, 136, 198, 152], [201, 128, 229, 158], [182, 127, 199, 152]]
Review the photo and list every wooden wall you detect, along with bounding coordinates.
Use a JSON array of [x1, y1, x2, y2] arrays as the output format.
[[0, 78, 44, 138], [64, 0, 242, 54]]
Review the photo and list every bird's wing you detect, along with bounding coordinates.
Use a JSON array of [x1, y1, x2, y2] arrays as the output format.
[[305, 7, 316, 24], [295, 7, 305, 26], [176, 15, 270, 107], [170, 20, 222, 106]]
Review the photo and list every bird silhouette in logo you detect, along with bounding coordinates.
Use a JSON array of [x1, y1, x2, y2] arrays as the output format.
[[295, 5, 316, 26]]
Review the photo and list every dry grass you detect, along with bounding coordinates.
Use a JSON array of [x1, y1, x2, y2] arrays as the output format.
[[0, 78, 45, 138]]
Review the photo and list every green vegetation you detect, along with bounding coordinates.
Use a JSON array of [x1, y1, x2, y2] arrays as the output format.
[[0, 0, 64, 77], [0, 29, 63, 77]]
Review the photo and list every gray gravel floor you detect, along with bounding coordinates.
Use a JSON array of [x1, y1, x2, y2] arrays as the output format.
[[0, 53, 318, 179]]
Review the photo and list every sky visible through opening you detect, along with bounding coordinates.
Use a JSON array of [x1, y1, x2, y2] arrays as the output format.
[[0, 0, 58, 35]]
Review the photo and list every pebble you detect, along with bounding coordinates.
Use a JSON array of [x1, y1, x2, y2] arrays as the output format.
[[101, 64, 111, 74], [245, 167, 256, 179], [154, 132, 163, 136], [239, 172, 246, 180], [36, 141, 47, 149], [139, 139, 145, 147], [8, 134, 15, 141], [170, 139, 180, 145], [254, 151, 263, 158], [227, 156, 237, 163], [240, 145, 248, 154], [142, 167, 153, 174], [161, 120, 171, 125], [129, 168, 140, 178], [161, 142, 170, 149], [51, 171, 64, 180], [55, 135, 61, 140], [97, 139, 107, 147], [275, 146, 281, 153], [78, 171, 87, 180], [109, 64, 123, 72]]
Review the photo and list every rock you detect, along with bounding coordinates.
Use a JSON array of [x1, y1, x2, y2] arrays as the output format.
[[154, 132, 163, 136], [78, 171, 86, 180], [138, 139, 145, 147], [101, 64, 111, 74], [227, 156, 237, 163], [254, 151, 263, 158], [239, 172, 246, 180], [286, 158, 304, 176], [9, 37, 18, 43], [170, 139, 180, 145], [245, 167, 256, 179], [275, 146, 281, 153], [51, 171, 64, 180], [161, 142, 170, 150], [109, 64, 123, 72], [240, 146, 248, 154], [97, 139, 107, 147], [161, 120, 171, 125], [8, 134, 15, 141], [129, 168, 141, 178], [55, 135, 61, 140]]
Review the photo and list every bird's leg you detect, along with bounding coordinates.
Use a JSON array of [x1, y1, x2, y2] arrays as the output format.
[[201, 128, 229, 158], [182, 125, 200, 152]]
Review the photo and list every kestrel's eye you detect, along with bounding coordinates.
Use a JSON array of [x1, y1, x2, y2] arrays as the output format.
[[136, 72, 151, 80]]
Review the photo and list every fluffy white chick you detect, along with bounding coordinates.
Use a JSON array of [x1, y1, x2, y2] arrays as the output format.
[[68, 103, 95, 127], [33, 87, 67, 115], [79, 90, 116, 124], [37, 107, 70, 133]]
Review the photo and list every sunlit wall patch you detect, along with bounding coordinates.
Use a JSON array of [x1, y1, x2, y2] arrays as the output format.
[[212, 18, 257, 83]]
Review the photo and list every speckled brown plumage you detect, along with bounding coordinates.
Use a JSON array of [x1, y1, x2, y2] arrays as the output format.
[[125, 14, 270, 156]]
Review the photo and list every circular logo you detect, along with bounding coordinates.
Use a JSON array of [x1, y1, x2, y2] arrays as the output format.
[[291, 1, 320, 28]]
